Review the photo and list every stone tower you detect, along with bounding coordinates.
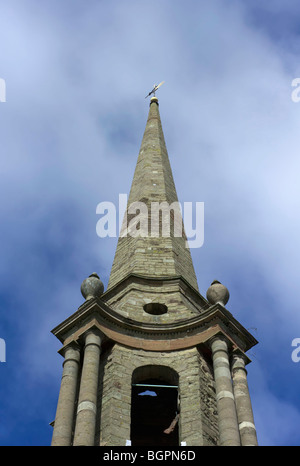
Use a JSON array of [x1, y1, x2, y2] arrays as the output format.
[[51, 96, 258, 446]]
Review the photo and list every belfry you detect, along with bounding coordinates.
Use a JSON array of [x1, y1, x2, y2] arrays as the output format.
[[51, 96, 258, 446]]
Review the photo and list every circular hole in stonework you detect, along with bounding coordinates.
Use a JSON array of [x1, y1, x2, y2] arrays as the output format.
[[143, 303, 168, 315]]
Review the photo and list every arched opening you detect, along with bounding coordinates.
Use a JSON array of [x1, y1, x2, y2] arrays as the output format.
[[130, 365, 179, 446]]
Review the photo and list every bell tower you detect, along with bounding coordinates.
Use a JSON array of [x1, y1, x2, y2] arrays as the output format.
[[51, 96, 258, 446]]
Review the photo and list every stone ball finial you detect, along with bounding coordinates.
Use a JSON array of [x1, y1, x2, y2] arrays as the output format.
[[80, 273, 104, 300], [206, 280, 230, 306]]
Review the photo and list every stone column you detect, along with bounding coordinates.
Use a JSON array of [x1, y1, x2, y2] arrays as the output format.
[[210, 336, 240, 446], [73, 330, 102, 446], [231, 354, 258, 446], [51, 342, 81, 446]]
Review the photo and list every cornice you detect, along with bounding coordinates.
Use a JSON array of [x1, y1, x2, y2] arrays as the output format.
[[51, 295, 258, 355]]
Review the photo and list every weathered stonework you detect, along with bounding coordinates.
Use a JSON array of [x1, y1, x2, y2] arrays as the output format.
[[50, 96, 258, 446], [96, 344, 218, 446], [104, 275, 208, 324], [107, 98, 198, 292]]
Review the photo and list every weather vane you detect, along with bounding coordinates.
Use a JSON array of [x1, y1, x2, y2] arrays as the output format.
[[145, 81, 165, 98]]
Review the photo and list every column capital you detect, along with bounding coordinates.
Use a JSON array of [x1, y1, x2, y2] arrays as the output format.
[[59, 341, 81, 364], [209, 334, 229, 352], [231, 352, 248, 374], [83, 328, 103, 348]]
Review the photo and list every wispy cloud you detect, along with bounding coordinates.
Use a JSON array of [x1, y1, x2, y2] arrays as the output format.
[[0, 0, 300, 445]]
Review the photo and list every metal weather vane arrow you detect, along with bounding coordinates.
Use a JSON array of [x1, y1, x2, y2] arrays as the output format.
[[145, 81, 165, 98]]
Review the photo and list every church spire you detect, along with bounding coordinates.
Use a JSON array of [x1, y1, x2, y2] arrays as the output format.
[[51, 94, 258, 447], [107, 97, 198, 291]]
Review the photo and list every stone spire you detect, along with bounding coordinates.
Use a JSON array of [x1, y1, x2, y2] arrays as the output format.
[[107, 97, 199, 291], [51, 95, 258, 447]]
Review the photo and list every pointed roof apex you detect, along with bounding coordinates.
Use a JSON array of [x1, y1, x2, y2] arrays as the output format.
[[107, 98, 199, 291]]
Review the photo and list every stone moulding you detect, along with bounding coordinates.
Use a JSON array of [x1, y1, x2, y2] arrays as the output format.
[[51, 295, 258, 357], [103, 273, 209, 322]]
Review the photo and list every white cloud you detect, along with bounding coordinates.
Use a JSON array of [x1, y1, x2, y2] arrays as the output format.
[[1, 0, 300, 445]]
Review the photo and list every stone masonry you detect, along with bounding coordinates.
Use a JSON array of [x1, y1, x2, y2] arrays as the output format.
[[107, 97, 198, 292], [51, 96, 258, 446], [96, 344, 218, 446]]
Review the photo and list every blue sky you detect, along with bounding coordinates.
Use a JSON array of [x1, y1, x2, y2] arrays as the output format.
[[0, 0, 300, 446]]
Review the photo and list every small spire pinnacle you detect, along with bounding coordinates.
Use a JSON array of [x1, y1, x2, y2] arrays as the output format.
[[150, 96, 158, 104]]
